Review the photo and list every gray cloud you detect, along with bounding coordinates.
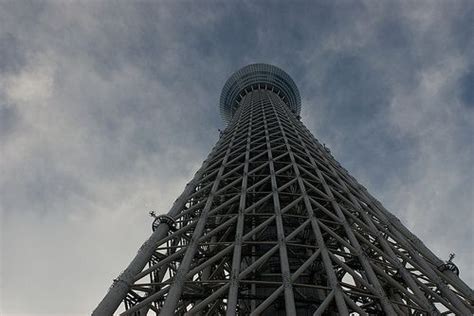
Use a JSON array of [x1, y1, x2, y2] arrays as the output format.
[[459, 67, 474, 108], [1, 1, 473, 315]]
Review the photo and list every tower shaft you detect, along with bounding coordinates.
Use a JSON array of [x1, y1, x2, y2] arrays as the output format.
[[94, 65, 473, 316]]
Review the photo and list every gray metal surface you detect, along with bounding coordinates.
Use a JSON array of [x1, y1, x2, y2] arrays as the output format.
[[93, 65, 473, 315]]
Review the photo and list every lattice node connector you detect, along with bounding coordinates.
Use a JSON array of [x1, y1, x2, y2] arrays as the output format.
[[152, 214, 177, 232], [439, 261, 460, 276]]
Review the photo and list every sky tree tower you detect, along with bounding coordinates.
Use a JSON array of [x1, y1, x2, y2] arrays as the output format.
[[94, 64, 473, 315]]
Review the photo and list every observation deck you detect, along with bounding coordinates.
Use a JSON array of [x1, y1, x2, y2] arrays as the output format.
[[220, 63, 301, 122]]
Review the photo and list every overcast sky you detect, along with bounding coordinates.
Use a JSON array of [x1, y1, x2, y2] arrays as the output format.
[[1, 1, 473, 315]]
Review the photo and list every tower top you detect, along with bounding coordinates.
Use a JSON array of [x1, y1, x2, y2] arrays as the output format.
[[220, 63, 301, 122]]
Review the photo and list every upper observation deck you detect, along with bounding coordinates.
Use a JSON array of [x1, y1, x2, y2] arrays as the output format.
[[220, 63, 301, 122]]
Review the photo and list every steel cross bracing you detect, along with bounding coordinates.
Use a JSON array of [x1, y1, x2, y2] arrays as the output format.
[[94, 87, 473, 315]]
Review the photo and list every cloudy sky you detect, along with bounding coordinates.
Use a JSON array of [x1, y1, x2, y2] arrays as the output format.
[[1, 1, 473, 315]]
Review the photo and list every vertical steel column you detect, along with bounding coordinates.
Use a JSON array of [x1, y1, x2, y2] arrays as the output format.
[[261, 92, 297, 315], [287, 103, 472, 314], [265, 91, 349, 314], [226, 93, 254, 315], [269, 93, 397, 315], [92, 129, 233, 316], [158, 107, 245, 315]]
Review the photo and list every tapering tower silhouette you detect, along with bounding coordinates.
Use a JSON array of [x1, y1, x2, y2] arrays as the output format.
[[94, 64, 473, 315]]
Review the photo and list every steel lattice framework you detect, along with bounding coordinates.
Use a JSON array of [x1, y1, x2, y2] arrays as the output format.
[[94, 64, 473, 315]]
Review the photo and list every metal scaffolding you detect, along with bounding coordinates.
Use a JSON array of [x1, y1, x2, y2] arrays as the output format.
[[93, 64, 473, 315]]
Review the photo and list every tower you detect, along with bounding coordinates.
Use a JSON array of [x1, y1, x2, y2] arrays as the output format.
[[93, 64, 473, 315]]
